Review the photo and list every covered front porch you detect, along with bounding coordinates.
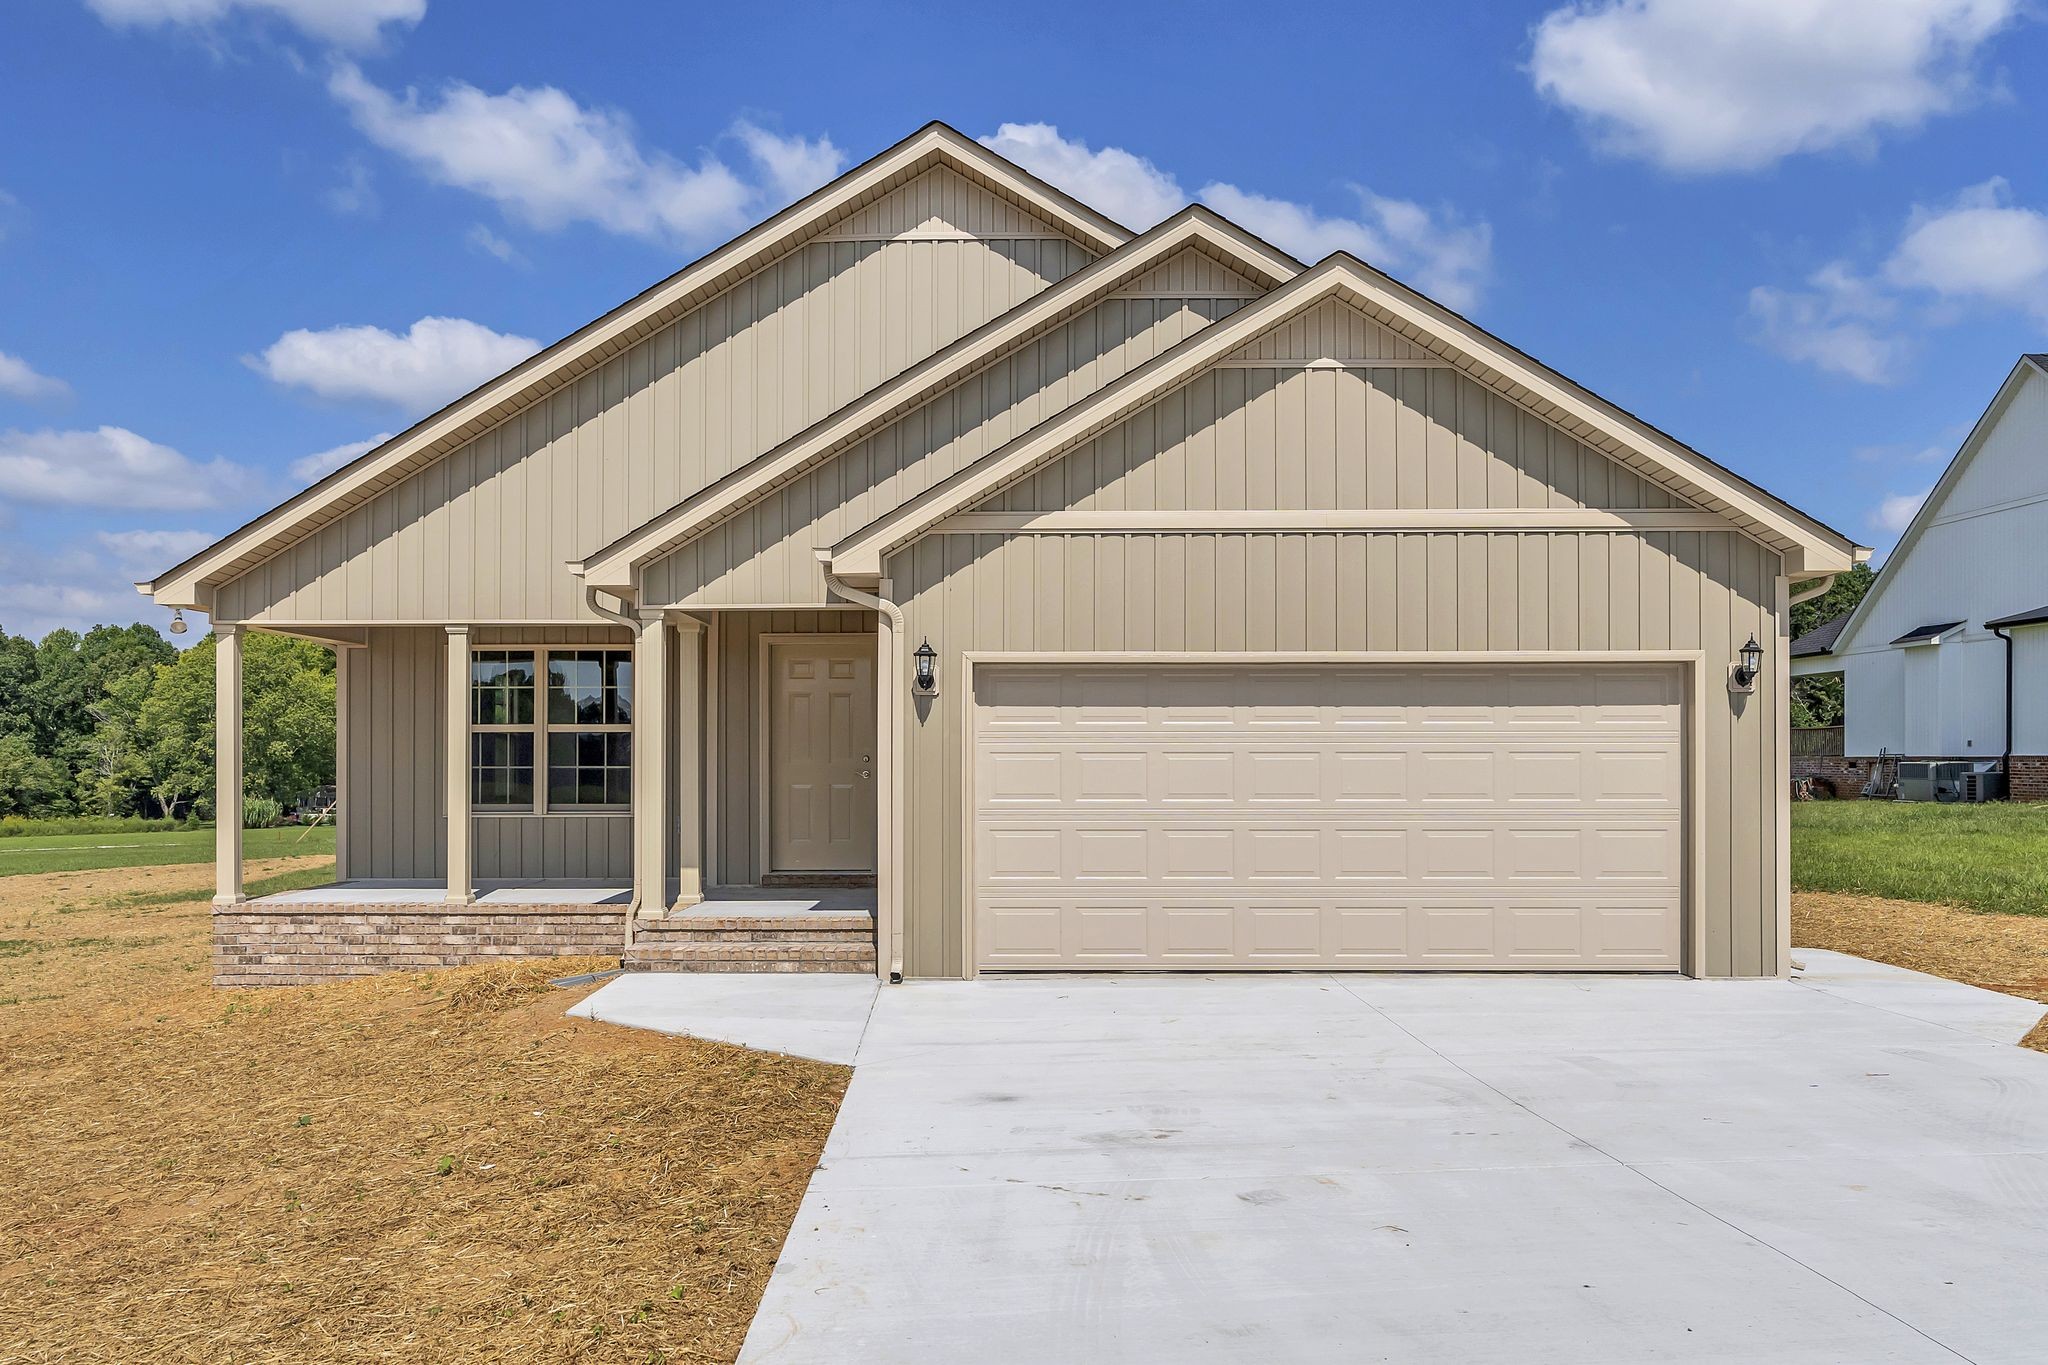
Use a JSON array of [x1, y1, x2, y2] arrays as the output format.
[[207, 609, 883, 983]]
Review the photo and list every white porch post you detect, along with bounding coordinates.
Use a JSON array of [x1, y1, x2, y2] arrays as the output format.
[[213, 624, 244, 907], [445, 625, 472, 905], [673, 616, 706, 909], [633, 610, 671, 921]]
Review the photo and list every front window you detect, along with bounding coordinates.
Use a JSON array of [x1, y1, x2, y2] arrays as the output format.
[[470, 647, 631, 811]]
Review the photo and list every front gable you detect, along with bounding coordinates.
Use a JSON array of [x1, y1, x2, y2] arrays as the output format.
[[979, 297, 1697, 520], [828, 257, 1862, 578], [638, 245, 1270, 607], [210, 164, 1103, 624], [1831, 357, 2048, 659]]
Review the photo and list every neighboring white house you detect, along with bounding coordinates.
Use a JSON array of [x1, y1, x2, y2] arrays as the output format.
[[1792, 354, 2048, 796]]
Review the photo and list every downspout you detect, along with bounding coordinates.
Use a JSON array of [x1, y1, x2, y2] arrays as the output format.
[[1787, 574, 1836, 608], [820, 555, 906, 984], [584, 585, 641, 950], [1993, 623, 2015, 790]]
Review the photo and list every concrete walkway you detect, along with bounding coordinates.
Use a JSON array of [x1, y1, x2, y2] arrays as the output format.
[[574, 961, 2048, 1362]]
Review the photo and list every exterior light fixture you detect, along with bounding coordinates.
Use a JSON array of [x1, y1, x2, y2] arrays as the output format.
[[1729, 634, 1763, 693], [912, 638, 938, 696], [168, 609, 189, 636]]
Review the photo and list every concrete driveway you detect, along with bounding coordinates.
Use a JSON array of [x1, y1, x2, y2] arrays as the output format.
[[707, 954, 2048, 1364]]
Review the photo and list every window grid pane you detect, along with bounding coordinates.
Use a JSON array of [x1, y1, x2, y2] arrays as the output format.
[[470, 731, 534, 808], [471, 650, 535, 726], [547, 730, 632, 808], [547, 649, 632, 725]]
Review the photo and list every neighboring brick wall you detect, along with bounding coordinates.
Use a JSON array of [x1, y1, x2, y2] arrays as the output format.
[[1792, 755, 2048, 802], [2008, 756, 2048, 802], [214, 904, 626, 987], [1793, 755, 1869, 798]]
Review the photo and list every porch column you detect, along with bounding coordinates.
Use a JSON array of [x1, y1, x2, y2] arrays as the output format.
[[674, 616, 706, 908], [632, 610, 670, 920], [445, 625, 472, 905], [213, 623, 244, 906]]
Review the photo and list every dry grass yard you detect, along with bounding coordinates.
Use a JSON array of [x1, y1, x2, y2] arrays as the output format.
[[1794, 891, 2048, 1053], [0, 858, 846, 1364]]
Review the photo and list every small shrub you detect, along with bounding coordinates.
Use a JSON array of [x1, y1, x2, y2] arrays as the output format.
[[241, 796, 283, 829], [0, 815, 197, 838]]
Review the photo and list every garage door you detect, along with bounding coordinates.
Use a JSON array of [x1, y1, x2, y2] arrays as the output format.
[[972, 663, 1683, 971]]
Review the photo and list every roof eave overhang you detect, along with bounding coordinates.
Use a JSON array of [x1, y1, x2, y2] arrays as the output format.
[[826, 255, 1865, 579], [140, 123, 1135, 611]]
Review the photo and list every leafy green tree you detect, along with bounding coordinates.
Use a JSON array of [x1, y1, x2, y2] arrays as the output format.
[[0, 733, 68, 817], [132, 632, 336, 816], [0, 628, 36, 742], [1790, 563, 1876, 729]]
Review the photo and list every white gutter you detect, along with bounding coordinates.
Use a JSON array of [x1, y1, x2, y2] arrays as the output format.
[[819, 554, 905, 983], [1788, 574, 1837, 607]]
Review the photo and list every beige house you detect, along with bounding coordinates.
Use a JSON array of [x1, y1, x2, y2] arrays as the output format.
[[144, 123, 1864, 985]]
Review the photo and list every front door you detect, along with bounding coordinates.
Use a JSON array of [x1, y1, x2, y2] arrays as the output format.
[[766, 636, 878, 873]]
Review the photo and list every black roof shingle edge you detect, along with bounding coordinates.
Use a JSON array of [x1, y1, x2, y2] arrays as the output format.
[[1986, 605, 2048, 630], [1890, 620, 1968, 645], [1790, 612, 1851, 658]]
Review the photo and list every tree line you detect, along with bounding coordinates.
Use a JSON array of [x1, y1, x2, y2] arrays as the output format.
[[0, 625, 335, 820]]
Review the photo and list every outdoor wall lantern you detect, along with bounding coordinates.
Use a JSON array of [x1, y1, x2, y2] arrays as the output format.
[[1729, 634, 1763, 694], [912, 638, 939, 697]]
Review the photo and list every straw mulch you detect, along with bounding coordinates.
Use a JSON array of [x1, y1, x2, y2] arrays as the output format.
[[0, 858, 848, 1364], [1793, 890, 2048, 1052]]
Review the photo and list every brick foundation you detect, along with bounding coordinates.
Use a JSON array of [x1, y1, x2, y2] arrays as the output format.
[[212, 903, 626, 987], [626, 912, 878, 974], [1792, 754, 2048, 801]]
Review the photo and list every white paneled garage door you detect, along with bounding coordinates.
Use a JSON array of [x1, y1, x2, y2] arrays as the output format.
[[971, 663, 1684, 971]]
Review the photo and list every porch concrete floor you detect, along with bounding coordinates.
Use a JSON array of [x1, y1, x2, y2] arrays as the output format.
[[251, 879, 630, 905], [591, 952, 2048, 1365]]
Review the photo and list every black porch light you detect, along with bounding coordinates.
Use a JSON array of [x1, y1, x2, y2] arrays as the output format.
[[912, 638, 939, 696], [1731, 634, 1764, 693]]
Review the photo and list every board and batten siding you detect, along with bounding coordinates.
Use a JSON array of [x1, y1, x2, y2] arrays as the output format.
[[993, 304, 1692, 515], [341, 626, 633, 881], [890, 529, 1782, 980], [641, 249, 1264, 607], [214, 166, 1098, 625]]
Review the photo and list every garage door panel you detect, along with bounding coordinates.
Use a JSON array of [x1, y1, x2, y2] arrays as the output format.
[[973, 664, 1682, 971]]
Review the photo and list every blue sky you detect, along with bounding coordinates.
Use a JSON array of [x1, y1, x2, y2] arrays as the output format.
[[3, 0, 2045, 640]]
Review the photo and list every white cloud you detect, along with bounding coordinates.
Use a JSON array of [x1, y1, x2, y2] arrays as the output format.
[[248, 315, 539, 412], [324, 157, 377, 216], [733, 122, 847, 207], [0, 351, 71, 402], [465, 223, 523, 265], [1746, 262, 1909, 384], [95, 528, 216, 571], [329, 64, 843, 247], [1529, 0, 2021, 173], [978, 123, 1493, 309], [978, 123, 1186, 229], [1874, 485, 1935, 534], [288, 432, 390, 483], [1883, 178, 2048, 318], [1752, 178, 2048, 381], [0, 426, 249, 509], [84, 0, 424, 49], [1202, 183, 1493, 311]]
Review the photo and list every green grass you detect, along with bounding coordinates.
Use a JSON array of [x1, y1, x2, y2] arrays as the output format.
[[1791, 800, 2048, 916], [0, 825, 336, 877]]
